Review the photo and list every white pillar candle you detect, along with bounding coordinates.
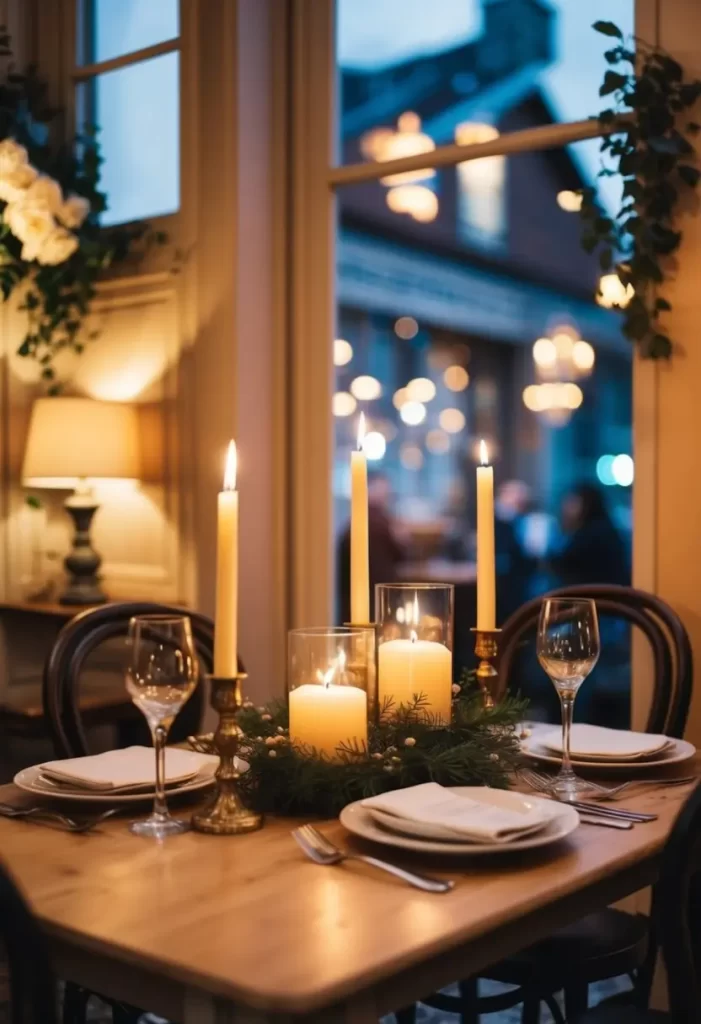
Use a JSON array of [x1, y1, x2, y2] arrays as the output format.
[[378, 637, 452, 723], [476, 439, 496, 630], [289, 683, 368, 759], [214, 440, 238, 677], [350, 412, 370, 623]]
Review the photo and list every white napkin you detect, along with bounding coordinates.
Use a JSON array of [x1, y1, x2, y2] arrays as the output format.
[[362, 783, 556, 844], [541, 724, 671, 761], [40, 747, 213, 791]]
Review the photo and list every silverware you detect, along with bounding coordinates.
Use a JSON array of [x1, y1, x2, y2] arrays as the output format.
[[292, 824, 454, 894], [520, 772, 655, 821], [0, 804, 119, 833], [522, 767, 696, 802], [578, 813, 632, 831]]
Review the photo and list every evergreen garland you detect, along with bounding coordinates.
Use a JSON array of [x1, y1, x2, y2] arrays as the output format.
[[234, 673, 527, 817]]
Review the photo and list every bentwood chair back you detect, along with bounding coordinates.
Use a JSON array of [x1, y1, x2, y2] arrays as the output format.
[[0, 860, 57, 1024], [499, 584, 693, 737], [43, 602, 218, 759]]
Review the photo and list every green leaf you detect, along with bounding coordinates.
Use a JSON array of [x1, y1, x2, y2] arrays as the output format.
[[600, 70, 628, 96], [25, 495, 42, 510], [593, 20, 623, 38], [599, 248, 613, 271]]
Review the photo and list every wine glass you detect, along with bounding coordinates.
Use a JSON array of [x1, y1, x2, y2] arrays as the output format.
[[537, 598, 600, 801], [126, 615, 199, 837]]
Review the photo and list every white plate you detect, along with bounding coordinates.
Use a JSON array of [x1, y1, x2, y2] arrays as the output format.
[[13, 757, 236, 804], [540, 724, 672, 762], [521, 735, 696, 771], [340, 787, 580, 856]]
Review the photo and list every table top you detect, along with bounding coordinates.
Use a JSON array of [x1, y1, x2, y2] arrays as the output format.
[[1, 772, 696, 1017]]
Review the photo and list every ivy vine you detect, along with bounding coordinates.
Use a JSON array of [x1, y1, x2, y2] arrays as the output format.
[[580, 22, 701, 358]]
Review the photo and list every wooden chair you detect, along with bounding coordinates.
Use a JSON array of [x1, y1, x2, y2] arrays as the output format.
[[0, 859, 57, 1024], [576, 780, 701, 1023], [398, 585, 692, 1023], [42, 601, 217, 759]]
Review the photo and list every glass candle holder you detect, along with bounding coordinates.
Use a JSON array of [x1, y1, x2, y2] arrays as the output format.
[[288, 627, 374, 759], [376, 583, 454, 723]]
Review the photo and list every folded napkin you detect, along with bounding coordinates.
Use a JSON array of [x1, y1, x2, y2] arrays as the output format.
[[40, 747, 213, 792], [541, 724, 670, 761], [362, 783, 556, 844]]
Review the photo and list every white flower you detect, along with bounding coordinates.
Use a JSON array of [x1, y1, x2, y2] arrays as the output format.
[[36, 226, 79, 266], [25, 175, 63, 214], [4, 197, 55, 248], [57, 194, 90, 230], [0, 163, 38, 204], [0, 139, 29, 175]]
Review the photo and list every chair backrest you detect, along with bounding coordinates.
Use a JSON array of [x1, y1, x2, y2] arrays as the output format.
[[498, 584, 692, 737], [43, 602, 218, 758], [0, 860, 57, 1024], [653, 781, 701, 1023]]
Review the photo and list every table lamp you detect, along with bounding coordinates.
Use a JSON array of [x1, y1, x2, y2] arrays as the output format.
[[22, 397, 141, 606]]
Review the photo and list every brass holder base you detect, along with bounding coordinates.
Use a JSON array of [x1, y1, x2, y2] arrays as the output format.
[[191, 673, 263, 835], [470, 628, 502, 709]]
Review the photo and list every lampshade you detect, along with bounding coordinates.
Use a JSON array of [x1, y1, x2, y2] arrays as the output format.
[[22, 397, 141, 487]]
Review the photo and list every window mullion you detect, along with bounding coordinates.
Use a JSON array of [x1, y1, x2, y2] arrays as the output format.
[[328, 116, 616, 187], [72, 36, 180, 82]]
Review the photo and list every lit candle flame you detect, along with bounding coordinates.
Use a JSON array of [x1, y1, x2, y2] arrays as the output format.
[[410, 629, 417, 644], [317, 665, 336, 689], [357, 411, 366, 452], [223, 440, 237, 491], [479, 438, 489, 467]]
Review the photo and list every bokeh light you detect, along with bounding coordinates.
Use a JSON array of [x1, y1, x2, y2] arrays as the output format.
[[562, 383, 583, 409], [612, 453, 634, 486], [597, 454, 616, 486], [350, 375, 382, 400], [443, 365, 469, 391], [394, 316, 419, 340], [400, 443, 424, 470], [426, 428, 450, 454], [362, 431, 386, 461], [400, 400, 427, 425], [556, 190, 583, 212], [332, 391, 357, 417], [333, 339, 353, 366], [597, 274, 634, 309], [439, 408, 466, 433], [532, 337, 557, 369], [392, 387, 408, 409], [572, 339, 595, 372], [406, 377, 436, 402]]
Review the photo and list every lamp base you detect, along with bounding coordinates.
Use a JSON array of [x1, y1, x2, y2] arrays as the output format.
[[60, 497, 107, 606]]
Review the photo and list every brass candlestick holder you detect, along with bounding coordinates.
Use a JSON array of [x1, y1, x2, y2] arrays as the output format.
[[470, 628, 502, 709], [191, 673, 263, 835]]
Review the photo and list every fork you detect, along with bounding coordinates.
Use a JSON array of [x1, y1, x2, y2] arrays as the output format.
[[521, 768, 696, 802], [292, 824, 454, 893], [0, 804, 119, 833]]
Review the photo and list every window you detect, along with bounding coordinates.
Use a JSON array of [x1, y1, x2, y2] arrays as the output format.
[[294, 0, 636, 720], [74, 0, 180, 226]]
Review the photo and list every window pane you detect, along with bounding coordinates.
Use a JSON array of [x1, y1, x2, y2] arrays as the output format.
[[80, 0, 179, 65], [333, 141, 632, 721], [337, 0, 633, 159], [83, 52, 179, 226]]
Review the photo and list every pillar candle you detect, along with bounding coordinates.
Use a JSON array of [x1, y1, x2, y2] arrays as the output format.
[[378, 637, 452, 722], [350, 412, 370, 623], [214, 440, 238, 676], [289, 684, 368, 759], [476, 439, 496, 630]]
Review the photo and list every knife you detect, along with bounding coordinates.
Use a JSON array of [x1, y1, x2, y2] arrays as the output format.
[[578, 812, 633, 830], [570, 801, 657, 822]]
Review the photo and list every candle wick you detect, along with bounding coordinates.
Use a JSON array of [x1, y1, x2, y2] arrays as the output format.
[[410, 630, 417, 644]]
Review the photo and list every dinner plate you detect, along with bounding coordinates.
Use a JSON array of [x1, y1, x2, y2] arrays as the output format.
[[540, 724, 672, 762], [521, 735, 696, 771], [13, 756, 236, 804], [340, 787, 580, 856]]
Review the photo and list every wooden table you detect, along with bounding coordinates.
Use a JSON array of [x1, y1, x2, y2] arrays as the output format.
[[0, 776, 696, 1023]]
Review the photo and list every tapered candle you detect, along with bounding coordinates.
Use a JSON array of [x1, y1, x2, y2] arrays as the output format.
[[214, 440, 238, 676], [350, 413, 370, 623], [476, 439, 496, 630]]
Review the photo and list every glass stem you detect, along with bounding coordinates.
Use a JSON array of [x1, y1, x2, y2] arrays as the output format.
[[559, 693, 576, 778], [152, 723, 169, 819]]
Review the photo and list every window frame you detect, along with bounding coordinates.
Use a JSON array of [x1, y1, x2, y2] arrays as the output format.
[[64, 0, 183, 236], [290, 0, 654, 626]]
